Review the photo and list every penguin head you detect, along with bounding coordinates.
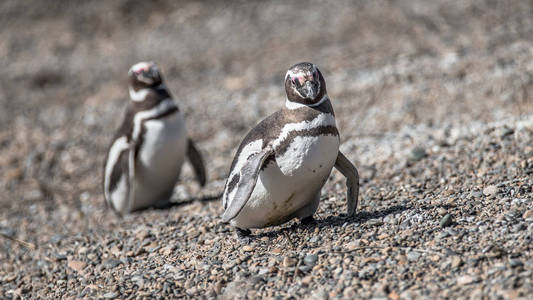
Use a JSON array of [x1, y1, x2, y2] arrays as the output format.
[[128, 61, 163, 90], [285, 62, 327, 106]]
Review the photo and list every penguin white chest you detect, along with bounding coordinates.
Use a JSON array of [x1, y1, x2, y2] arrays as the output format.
[[135, 112, 187, 196], [261, 134, 339, 200], [275, 134, 339, 179], [233, 133, 339, 228]]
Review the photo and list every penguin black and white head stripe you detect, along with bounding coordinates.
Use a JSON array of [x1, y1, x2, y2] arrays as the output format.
[[103, 61, 207, 215], [221, 62, 360, 237], [129, 61, 162, 89], [285, 62, 327, 107]]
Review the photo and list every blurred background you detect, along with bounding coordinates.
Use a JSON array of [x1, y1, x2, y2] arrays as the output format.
[[0, 0, 531, 279]]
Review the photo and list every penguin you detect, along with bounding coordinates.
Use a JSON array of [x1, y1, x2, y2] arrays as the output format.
[[103, 61, 206, 214], [221, 62, 359, 236]]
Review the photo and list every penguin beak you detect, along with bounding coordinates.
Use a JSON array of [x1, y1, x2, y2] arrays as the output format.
[[301, 80, 319, 100]]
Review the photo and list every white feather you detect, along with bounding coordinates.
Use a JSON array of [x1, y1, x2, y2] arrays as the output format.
[[273, 112, 336, 150], [285, 94, 328, 110], [128, 87, 150, 102], [132, 98, 175, 142]]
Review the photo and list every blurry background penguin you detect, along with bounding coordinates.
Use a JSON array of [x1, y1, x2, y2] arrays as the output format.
[[103, 62, 207, 215]]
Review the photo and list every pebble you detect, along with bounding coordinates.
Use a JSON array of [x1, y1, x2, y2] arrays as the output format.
[[103, 292, 118, 299], [440, 214, 453, 227], [451, 256, 463, 269], [367, 219, 384, 226], [242, 245, 253, 252], [54, 254, 67, 261], [283, 257, 297, 268], [309, 236, 319, 243], [67, 260, 87, 272], [303, 254, 318, 266], [523, 209, 533, 220], [103, 259, 122, 269], [301, 276, 313, 285], [410, 147, 427, 161], [456, 275, 479, 285], [483, 185, 498, 196], [509, 259, 523, 268], [407, 251, 421, 262]]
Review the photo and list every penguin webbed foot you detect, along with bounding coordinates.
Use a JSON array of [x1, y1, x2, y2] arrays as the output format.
[[299, 216, 317, 225], [236, 228, 252, 243]]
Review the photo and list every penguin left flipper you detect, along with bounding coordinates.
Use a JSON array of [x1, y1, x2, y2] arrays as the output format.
[[186, 138, 207, 187], [222, 146, 274, 223], [334, 151, 360, 216]]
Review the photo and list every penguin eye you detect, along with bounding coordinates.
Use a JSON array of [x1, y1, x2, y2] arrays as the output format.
[[291, 77, 298, 86]]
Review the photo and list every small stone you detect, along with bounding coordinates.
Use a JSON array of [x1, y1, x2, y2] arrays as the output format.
[[437, 208, 447, 216], [283, 256, 297, 268], [309, 236, 319, 243], [301, 275, 313, 285], [470, 191, 483, 199], [110, 245, 121, 257], [103, 259, 122, 269], [451, 256, 463, 269], [159, 246, 173, 256], [54, 253, 67, 261], [440, 214, 453, 227], [367, 219, 384, 226], [407, 251, 421, 262], [388, 290, 400, 300], [509, 259, 523, 268], [482, 185, 498, 196], [345, 241, 359, 251], [523, 209, 533, 220], [343, 286, 356, 298], [303, 254, 318, 266], [271, 248, 282, 254], [242, 245, 253, 252], [457, 275, 478, 285], [67, 260, 87, 272], [410, 147, 427, 161], [77, 247, 89, 255], [103, 292, 118, 299]]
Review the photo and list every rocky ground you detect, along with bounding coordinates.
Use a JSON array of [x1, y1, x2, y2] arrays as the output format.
[[0, 0, 532, 299]]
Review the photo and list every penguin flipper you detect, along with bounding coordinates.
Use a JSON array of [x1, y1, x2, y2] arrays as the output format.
[[334, 151, 359, 216], [126, 142, 136, 213], [186, 138, 207, 187], [221, 146, 274, 223], [103, 136, 133, 215]]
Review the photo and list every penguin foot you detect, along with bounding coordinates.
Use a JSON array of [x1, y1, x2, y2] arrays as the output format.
[[300, 216, 317, 225], [236, 228, 252, 243]]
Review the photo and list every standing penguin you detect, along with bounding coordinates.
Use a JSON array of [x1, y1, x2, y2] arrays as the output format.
[[222, 62, 359, 236], [103, 62, 206, 214]]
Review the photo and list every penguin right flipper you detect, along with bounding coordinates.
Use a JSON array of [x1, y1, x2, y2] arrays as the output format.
[[186, 138, 207, 187], [334, 151, 359, 216], [221, 146, 274, 223]]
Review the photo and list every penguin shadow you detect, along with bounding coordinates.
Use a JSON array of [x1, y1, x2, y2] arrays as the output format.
[[317, 204, 410, 228], [147, 193, 222, 211], [253, 204, 410, 240]]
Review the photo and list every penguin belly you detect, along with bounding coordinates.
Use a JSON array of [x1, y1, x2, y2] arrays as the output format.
[[131, 112, 188, 211], [231, 134, 340, 229]]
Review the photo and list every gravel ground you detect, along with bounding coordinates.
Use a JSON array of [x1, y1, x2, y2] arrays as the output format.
[[0, 0, 532, 299]]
